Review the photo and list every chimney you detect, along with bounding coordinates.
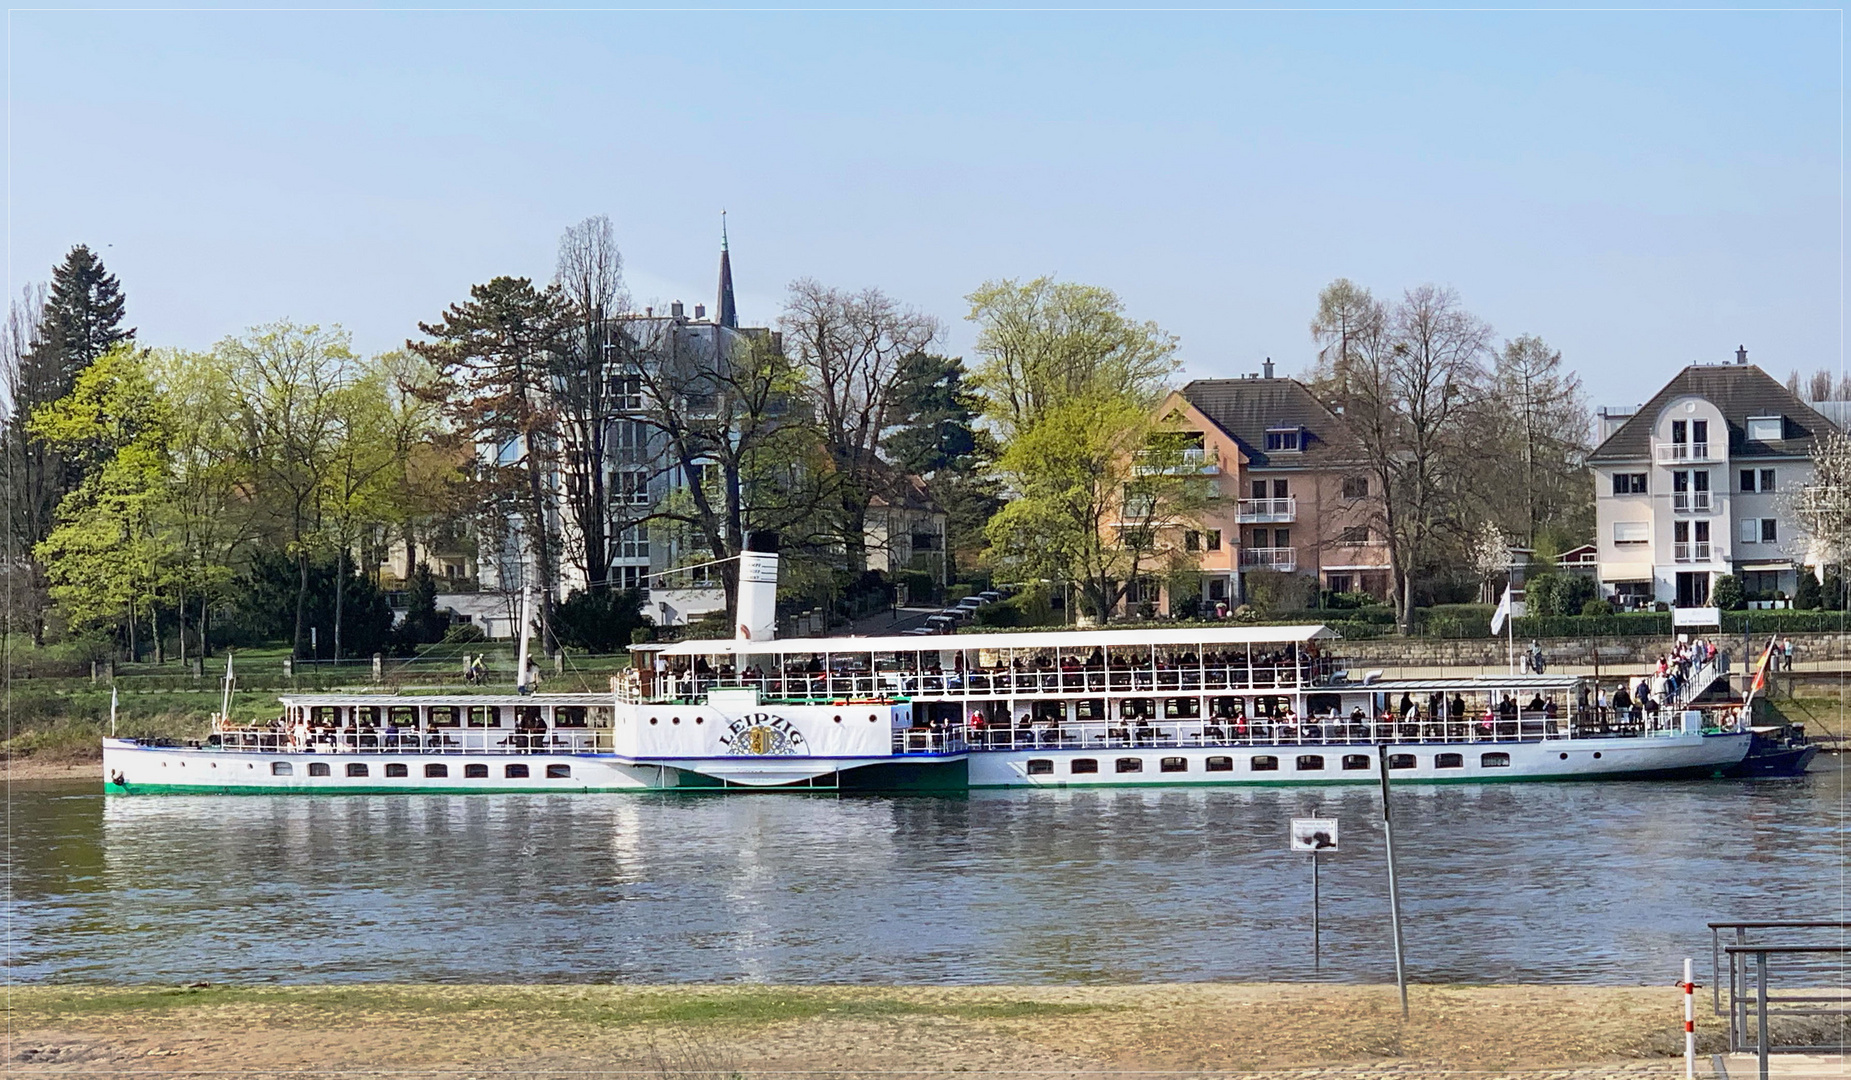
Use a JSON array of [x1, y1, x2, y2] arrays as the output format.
[[670, 301, 685, 319], [1736, 345, 1748, 366], [1262, 357, 1274, 379], [694, 303, 706, 320], [645, 306, 653, 318]]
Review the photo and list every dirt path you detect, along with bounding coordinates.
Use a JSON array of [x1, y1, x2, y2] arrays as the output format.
[[5, 983, 1720, 1077]]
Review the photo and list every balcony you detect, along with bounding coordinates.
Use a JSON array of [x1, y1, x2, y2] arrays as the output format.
[[1673, 542, 1713, 563], [1134, 446, 1220, 475], [1671, 491, 1713, 514], [1236, 497, 1297, 523], [1240, 547, 1297, 572], [1654, 441, 1719, 464]]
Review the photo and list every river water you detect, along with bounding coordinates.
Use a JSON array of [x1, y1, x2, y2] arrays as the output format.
[[7, 763, 1847, 985]]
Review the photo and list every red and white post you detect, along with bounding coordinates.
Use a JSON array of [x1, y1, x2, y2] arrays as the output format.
[[1682, 957, 1697, 1079]]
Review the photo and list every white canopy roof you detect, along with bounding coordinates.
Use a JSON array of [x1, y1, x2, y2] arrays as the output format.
[[656, 624, 1338, 658]]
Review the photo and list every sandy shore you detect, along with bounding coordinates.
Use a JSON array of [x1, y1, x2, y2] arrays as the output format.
[[3, 757, 99, 782], [3, 983, 1735, 1077]]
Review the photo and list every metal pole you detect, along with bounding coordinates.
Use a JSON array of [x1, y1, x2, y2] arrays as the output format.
[[1377, 749, 1409, 1018], [1312, 850, 1320, 973], [1756, 950, 1769, 1080], [1683, 957, 1695, 1080]]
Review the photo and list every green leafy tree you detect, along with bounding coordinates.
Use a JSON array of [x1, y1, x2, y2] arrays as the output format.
[[965, 277, 1178, 442], [1794, 568, 1822, 610], [985, 396, 1211, 623], [28, 346, 174, 656]]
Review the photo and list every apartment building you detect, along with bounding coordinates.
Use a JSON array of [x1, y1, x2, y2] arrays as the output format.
[[1587, 352, 1835, 608], [1149, 365, 1391, 610]]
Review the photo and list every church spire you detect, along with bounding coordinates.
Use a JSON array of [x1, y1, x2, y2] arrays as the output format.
[[716, 211, 738, 329]]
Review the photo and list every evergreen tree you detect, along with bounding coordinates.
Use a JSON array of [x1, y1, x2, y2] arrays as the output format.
[[5, 246, 133, 642], [883, 352, 1002, 577]]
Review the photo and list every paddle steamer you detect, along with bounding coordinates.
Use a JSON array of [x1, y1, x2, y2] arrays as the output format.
[[104, 542, 1753, 794]]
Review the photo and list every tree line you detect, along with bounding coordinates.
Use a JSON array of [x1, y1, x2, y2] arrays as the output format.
[[4, 229, 1595, 661]]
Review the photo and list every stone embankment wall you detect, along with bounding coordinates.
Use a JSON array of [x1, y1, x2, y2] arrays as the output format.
[[1338, 632, 1851, 671]]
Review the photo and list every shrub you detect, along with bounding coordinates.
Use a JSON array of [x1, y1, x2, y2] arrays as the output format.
[[1710, 574, 1744, 611], [1581, 598, 1614, 617], [442, 621, 486, 644], [1794, 569, 1822, 611], [1825, 571, 1846, 611], [553, 587, 650, 653]]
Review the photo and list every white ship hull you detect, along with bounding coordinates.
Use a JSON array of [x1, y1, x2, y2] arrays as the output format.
[[103, 739, 665, 794], [966, 732, 1752, 787]]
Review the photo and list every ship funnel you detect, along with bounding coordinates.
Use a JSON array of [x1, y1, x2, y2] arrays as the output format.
[[736, 532, 780, 641]]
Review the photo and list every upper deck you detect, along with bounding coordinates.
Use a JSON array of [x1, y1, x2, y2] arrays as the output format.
[[629, 625, 1341, 705]]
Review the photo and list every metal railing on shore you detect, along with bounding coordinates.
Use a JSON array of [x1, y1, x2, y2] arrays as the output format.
[[1709, 920, 1851, 1079]]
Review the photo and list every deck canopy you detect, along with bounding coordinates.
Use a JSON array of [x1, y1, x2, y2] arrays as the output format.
[[277, 693, 615, 708], [1345, 675, 1581, 694], [654, 624, 1339, 659]]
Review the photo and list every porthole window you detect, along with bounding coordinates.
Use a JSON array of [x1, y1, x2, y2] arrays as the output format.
[[1070, 758, 1099, 774], [833, 715, 843, 724], [1026, 759, 1054, 775], [1160, 757, 1187, 773], [1389, 754, 1416, 769], [1480, 752, 1511, 768], [1115, 757, 1143, 773], [346, 763, 369, 778], [425, 763, 449, 778], [1435, 753, 1464, 769], [546, 764, 571, 779], [695, 717, 703, 724], [671, 717, 680, 725], [1296, 755, 1325, 771], [1592, 752, 1602, 759], [1251, 755, 1279, 771], [1341, 754, 1371, 770], [1559, 752, 1569, 760], [308, 762, 330, 777], [1205, 756, 1233, 772], [271, 761, 293, 776], [385, 763, 408, 778], [868, 714, 878, 723], [465, 763, 488, 778], [505, 763, 530, 779], [650, 717, 659, 725]]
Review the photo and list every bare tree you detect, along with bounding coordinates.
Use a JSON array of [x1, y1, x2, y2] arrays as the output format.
[[1487, 335, 1591, 547], [779, 279, 940, 572], [553, 215, 632, 593], [1329, 284, 1493, 631], [2, 284, 49, 640], [1789, 426, 1851, 567]]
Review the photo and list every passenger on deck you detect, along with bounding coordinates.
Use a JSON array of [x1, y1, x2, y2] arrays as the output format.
[[1526, 694, 1546, 712]]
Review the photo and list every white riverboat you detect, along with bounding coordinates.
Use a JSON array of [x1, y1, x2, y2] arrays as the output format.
[[104, 542, 1752, 794]]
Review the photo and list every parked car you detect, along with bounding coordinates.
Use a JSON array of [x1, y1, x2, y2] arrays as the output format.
[[955, 596, 987, 612], [900, 626, 934, 636], [923, 614, 959, 633], [977, 590, 1003, 604], [938, 606, 974, 623]]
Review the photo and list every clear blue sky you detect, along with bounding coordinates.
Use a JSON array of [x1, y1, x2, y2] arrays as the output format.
[[7, 8, 1841, 409]]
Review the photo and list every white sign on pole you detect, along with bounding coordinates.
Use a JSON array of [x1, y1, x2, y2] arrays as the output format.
[[1290, 817, 1339, 852]]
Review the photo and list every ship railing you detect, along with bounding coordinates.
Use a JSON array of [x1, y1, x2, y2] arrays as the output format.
[[892, 730, 970, 754], [206, 729, 613, 754], [642, 661, 1329, 704], [944, 715, 1571, 751]]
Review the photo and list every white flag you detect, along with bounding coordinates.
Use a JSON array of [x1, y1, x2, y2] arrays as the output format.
[[1489, 586, 1513, 635]]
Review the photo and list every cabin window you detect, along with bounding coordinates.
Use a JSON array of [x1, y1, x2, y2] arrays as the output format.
[[1296, 755, 1325, 771], [271, 761, 293, 776], [1120, 698, 1154, 720], [1435, 753, 1464, 769], [1160, 757, 1187, 773], [425, 763, 449, 778], [1070, 758, 1099, 774], [555, 706, 588, 727], [1115, 757, 1143, 773], [1341, 754, 1371, 770], [1205, 756, 1233, 772], [1251, 755, 1279, 771], [1026, 759, 1054, 775], [1481, 752, 1511, 768], [428, 706, 459, 727], [385, 763, 408, 778], [346, 763, 369, 778], [1388, 753, 1416, 769], [469, 705, 500, 728], [1164, 697, 1200, 718], [464, 763, 488, 779], [308, 762, 330, 777], [1074, 699, 1106, 721], [505, 763, 530, 779], [389, 706, 419, 729], [546, 764, 571, 779]]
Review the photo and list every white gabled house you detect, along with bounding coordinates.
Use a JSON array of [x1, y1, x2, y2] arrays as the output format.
[[1587, 350, 1837, 608]]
